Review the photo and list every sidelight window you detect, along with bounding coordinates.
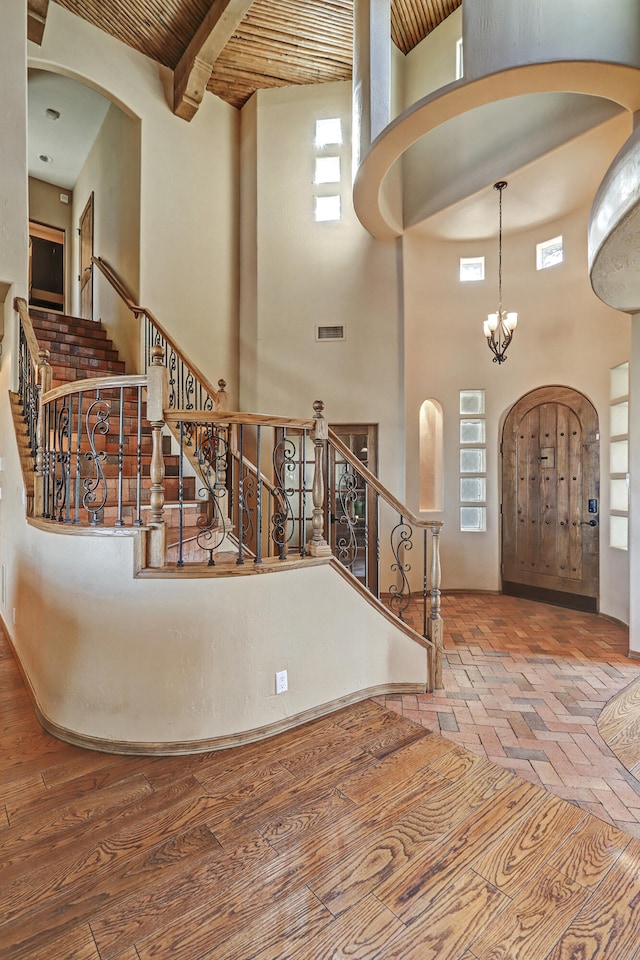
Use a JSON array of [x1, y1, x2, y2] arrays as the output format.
[[609, 362, 629, 550], [459, 390, 486, 532]]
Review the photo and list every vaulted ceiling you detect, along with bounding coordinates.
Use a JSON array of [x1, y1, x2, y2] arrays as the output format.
[[44, 0, 461, 112]]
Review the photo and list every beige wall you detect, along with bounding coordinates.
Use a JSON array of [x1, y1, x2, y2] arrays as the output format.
[[402, 187, 631, 623], [240, 80, 406, 499], [30, 2, 240, 402], [28, 177, 74, 313], [13, 528, 427, 747], [71, 103, 141, 372]]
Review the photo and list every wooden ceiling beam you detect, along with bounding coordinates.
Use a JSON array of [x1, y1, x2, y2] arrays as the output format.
[[173, 0, 256, 120], [27, 0, 49, 45]]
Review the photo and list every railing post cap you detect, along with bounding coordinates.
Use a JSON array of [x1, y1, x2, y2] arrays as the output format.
[[313, 400, 324, 417], [150, 344, 164, 365]]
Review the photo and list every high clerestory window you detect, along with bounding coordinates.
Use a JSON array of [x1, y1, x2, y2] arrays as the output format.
[[314, 118, 343, 222]]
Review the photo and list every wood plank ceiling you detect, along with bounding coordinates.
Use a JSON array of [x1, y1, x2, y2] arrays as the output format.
[[51, 0, 462, 109]]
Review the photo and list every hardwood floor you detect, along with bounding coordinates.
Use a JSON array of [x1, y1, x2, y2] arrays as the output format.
[[3, 601, 640, 959]]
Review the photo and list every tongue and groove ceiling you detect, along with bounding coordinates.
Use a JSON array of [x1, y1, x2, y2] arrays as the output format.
[[51, 0, 461, 109]]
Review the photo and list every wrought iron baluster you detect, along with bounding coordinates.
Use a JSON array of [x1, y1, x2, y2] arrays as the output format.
[[336, 460, 359, 571], [272, 429, 295, 560], [254, 426, 263, 564], [177, 421, 185, 567], [135, 385, 143, 525], [82, 391, 110, 525], [388, 514, 413, 621], [54, 397, 70, 522], [73, 390, 84, 524], [193, 421, 228, 565], [300, 429, 308, 557], [236, 425, 245, 565], [115, 386, 125, 526]]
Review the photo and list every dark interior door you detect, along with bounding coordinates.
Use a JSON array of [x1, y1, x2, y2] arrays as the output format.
[[502, 386, 599, 612]]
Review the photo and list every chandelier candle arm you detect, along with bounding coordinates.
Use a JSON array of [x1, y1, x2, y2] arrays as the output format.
[[484, 181, 518, 364]]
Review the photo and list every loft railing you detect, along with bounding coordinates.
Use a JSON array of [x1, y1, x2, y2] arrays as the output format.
[[91, 256, 228, 412]]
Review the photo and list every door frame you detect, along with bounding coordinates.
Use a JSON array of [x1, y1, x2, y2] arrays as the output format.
[[79, 192, 94, 321], [501, 385, 600, 612]]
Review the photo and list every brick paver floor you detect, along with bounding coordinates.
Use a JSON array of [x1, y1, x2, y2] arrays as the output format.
[[376, 592, 640, 837]]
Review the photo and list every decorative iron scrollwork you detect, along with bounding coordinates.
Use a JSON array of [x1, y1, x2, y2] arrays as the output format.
[[193, 424, 229, 564], [272, 436, 296, 557], [336, 464, 359, 570], [53, 401, 71, 522], [82, 398, 110, 524], [388, 517, 413, 621]]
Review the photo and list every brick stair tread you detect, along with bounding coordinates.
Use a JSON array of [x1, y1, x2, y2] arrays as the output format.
[[30, 311, 110, 339]]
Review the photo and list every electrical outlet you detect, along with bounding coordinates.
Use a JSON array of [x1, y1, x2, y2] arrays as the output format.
[[275, 670, 288, 694]]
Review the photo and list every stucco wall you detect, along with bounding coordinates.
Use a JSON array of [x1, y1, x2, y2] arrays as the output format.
[[402, 186, 631, 623], [30, 2, 240, 403], [13, 528, 427, 748], [71, 103, 141, 372], [240, 80, 406, 502]]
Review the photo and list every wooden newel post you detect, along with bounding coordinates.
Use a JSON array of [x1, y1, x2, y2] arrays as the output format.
[[429, 521, 444, 689], [146, 345, 168, 566], [307, 400, 332, 558]]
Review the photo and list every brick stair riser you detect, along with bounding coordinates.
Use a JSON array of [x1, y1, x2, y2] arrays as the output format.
[[39, 343, 122, 363]]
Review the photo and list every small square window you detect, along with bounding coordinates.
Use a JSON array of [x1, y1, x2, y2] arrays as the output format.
[[610, 401, 628, 438], [460, 448, 486, 473], [610, 362, 629, 401], [610, 477, 629, 512], [610, 440, 628, 474], [610, 515, 628, 551], [315, 118, 342, 147], [315, 196, 341, 222], [460, 419, 485, 445], [460, 390, 485, 415], [460, 506, 486, 532], [315, 157, 341, 184], [536, 236, 563, 270], [460, 477, 486, 502], [460, 257, 484, 282]]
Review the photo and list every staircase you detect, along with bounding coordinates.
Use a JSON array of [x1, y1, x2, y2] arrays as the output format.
[[28, 309, 196, 529], [30, 309, 126, 387]]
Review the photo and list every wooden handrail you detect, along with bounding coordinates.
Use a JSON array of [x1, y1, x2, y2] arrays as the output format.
[[91, 256, 223, 403], [328, 429, 443, 530], [42, 374, 147, 405], [164, 409, 316, 431], [14, 297, 41, 373]]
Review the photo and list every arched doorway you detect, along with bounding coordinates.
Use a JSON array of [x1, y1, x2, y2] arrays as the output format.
[[501, 386, 599, 612]]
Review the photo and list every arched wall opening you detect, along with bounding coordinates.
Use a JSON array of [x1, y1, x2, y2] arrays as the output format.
[[419, 398, 443, 511]]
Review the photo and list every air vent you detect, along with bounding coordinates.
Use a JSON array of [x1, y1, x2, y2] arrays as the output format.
[[316, 325, 345, 342]]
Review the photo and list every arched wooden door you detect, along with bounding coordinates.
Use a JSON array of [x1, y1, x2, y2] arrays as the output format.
[[502, 386, 599, 612]]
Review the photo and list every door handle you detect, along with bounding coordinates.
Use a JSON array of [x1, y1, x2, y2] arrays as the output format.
[[580, 519, 598, 527]]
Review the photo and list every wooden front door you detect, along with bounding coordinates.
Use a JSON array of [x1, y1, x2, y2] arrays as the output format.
[[79, 193, 94, 320], [502, 386, 599, 612]]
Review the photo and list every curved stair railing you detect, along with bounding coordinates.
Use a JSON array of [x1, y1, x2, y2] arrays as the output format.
[[91, 256, 228, 412], [13, 290, 444, 688]]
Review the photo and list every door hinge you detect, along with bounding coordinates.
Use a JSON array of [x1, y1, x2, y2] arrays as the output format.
[[500, 502, 503, 515]]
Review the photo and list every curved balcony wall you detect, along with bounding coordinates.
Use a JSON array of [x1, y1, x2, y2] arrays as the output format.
[[353, 0, 640, 240], [589, 123, 640, 312]]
